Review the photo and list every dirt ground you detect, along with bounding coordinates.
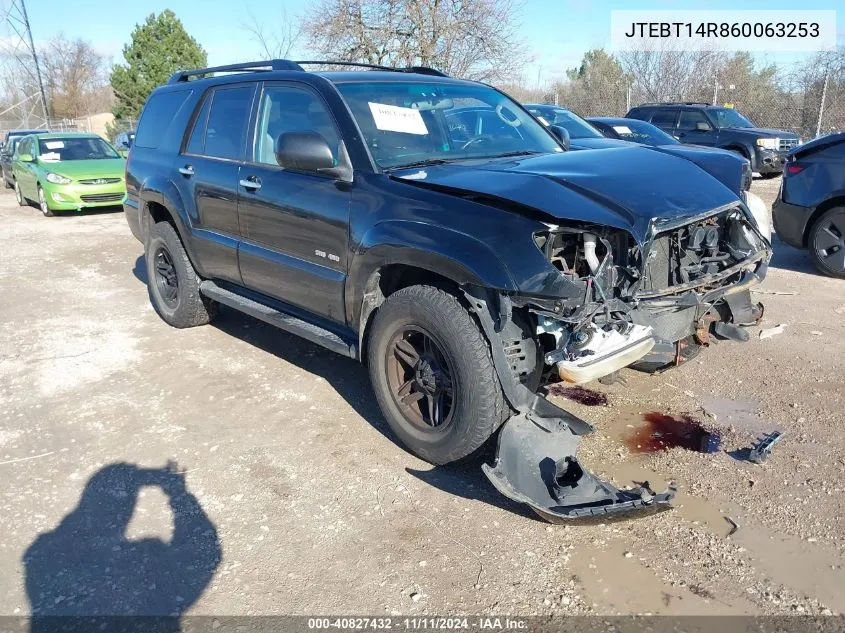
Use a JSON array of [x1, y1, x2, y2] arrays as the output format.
[[0, 175, 843, 618]]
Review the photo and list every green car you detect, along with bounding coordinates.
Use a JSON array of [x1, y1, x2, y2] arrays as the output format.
[[12, 132, 126, 217]]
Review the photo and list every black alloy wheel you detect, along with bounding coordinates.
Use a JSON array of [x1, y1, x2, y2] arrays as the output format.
[[153, 246, 179, 308], [385, 326, 456, 431]]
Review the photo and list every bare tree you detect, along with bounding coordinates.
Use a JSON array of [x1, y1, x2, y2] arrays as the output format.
[[40, 35, 110, 119], [300, 0, 531, 82], [241, 8, 301, 59]]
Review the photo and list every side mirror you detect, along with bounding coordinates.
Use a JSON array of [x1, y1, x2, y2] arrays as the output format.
[[276, 132, 335, 172], [17, 153, 33, 162], [696, 121, 712, 132], [549, 125, 571, 151], [275, 131, 352, 182]]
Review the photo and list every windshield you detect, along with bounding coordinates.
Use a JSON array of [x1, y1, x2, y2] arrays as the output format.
[[335, 82, 562, 169], [710, 108, 753, 129], [37, 137, 119, 161], [606, 120, 679, 146], [527, 106, 603, 139]]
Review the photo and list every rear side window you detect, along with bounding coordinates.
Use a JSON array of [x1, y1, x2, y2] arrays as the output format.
[[203, 86, 253, 160], [135, 90, 192, 149], [185, 94, 212, 155], [650, 109, 678, 130], [626, 108, 648, 120]]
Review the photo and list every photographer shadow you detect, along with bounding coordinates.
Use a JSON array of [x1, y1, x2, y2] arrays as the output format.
[[23, 462, 221, 632]]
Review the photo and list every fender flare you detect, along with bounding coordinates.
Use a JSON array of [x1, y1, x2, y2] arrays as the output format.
[[346, 220, 517, 333], [137, 177, 205, 274]]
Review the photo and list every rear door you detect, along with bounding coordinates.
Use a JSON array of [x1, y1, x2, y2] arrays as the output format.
[[649, 108, 679, 136], [236, 81, 349, 324], [676, 109, 716, 146], [175, 83, 256, 284]]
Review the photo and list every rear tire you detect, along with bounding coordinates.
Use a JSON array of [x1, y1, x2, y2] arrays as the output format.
[[808, 206, 845, 279], [14, 180, 27, 207], [367, 285, 509, 465], [145, 221, 218, 327]]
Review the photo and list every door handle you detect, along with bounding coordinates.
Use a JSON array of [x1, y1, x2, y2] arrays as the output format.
[[239, 178, 261, 191], [178, 165, 194, 176]]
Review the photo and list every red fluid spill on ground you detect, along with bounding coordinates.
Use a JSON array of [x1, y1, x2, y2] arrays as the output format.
[[547, 384, 608, 406], [627, 412, 722, 454]]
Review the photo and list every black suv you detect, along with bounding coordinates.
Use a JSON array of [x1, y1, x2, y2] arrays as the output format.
[[125, 60, 771, 520], [626, 103, 800, 177]]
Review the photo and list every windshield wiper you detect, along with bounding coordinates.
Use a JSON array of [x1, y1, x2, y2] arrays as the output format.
[[386, 158, 461, 170], [485, 150, 541, 159]]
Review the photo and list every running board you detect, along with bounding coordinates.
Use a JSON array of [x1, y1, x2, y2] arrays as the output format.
[[199, 280, 356, 358]]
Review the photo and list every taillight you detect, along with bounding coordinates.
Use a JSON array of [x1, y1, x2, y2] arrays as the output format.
[[785, 163, 805, 175]]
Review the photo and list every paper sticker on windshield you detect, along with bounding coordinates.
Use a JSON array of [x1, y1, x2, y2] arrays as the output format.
[[368, 102, 428, 135], [612, 125, 632, 135], [44, 141, 65, 149], [40, 152, 60, 161]]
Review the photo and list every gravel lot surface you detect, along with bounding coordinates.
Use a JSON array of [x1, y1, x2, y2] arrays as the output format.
[[0, 176, 843, 617]]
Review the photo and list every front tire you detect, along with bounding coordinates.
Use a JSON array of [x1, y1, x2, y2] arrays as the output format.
[[145, 221, 217, 327], [808, 206, 845, 279], [37, 186, 54, 217], [367, 285, 509, 465]]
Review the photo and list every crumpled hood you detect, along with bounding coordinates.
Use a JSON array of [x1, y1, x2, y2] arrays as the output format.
[[392, 146, 740, 242]]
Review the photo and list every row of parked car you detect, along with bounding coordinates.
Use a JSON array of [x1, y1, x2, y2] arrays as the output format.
[[0, 128, 134, 216]]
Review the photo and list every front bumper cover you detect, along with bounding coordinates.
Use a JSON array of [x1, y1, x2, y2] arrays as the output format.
[[465, 287, 675, 522], [483, 413, 675, 521]]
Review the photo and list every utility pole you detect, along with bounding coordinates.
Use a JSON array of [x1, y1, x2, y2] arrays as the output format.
[[19, 0, 49, 124], [815, 71, 829, 139], [713, 75, 719, 105]]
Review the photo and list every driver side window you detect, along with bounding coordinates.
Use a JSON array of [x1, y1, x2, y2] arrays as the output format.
[[254, 86, 340, 167], [678, 110, 711, 132]]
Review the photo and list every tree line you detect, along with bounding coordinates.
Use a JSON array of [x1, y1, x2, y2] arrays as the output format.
[[1, 3, 842, 139]]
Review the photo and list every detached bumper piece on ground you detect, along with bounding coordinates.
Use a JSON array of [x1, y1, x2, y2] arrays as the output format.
[[484, 413, 676, 521]]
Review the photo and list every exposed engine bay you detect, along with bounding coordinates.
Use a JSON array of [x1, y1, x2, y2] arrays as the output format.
[[478, 204, 771, 521], [520, 203, 770, 384]]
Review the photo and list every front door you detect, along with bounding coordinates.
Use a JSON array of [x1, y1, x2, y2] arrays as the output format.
[[174, 83, 256, 284], [236, 82, 350, 325], [676, 109, 716, 146]]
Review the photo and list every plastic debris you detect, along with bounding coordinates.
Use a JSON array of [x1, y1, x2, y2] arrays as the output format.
[[749, 431, 784, 464], [759, 324, 787, 340]]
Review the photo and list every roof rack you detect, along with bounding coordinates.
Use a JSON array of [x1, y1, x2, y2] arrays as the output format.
[[637, 101, 713, 107], [168, 59, 304, 83], [168, 59, 449, 84]]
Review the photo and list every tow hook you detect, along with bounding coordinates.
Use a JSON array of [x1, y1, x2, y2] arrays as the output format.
[[482, 413, 676, 521]]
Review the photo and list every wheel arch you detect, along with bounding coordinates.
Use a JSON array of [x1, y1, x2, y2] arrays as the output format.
[[137, 180, 206, 276], [348, 221, 517, 360], [803, 196, 845, 247]]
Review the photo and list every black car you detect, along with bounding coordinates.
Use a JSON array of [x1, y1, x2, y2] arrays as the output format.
[[626, 103, 800, 177], [1, 128, 42, 188], [587, 116, 681, 147], [522, 104, 618, 150], [125, 60, 770, 520], [773, 133, 845, 278]]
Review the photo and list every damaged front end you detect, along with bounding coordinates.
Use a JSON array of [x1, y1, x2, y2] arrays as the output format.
[[526, 202, 770, 381], [472, 202, 771, 521]]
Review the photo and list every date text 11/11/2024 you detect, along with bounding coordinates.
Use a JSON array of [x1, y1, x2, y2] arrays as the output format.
[[307, 617, 529, 630]]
